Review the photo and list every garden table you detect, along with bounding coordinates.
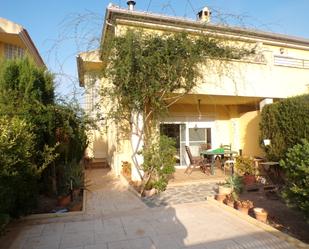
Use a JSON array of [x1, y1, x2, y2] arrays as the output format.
[[259, 161, 281, 184], [200, 148, 238, 175]]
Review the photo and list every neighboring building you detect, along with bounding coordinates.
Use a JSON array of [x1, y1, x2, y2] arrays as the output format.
[[77, 2, 309, 179], [0, 17, 45, 67]]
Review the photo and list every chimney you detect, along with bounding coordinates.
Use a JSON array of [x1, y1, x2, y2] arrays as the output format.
[[127, 1, 136, 11], [197, 6, 211, 23]]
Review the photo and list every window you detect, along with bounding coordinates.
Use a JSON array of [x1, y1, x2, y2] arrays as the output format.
[[4, 44, 25, 59], [274, 55, 309, 69]]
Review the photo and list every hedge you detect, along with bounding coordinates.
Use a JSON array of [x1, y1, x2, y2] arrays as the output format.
[[260, 94, 309, 161]]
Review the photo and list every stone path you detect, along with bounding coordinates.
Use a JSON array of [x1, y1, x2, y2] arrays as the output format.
[[85, 169, 146, 216], [142, 183, 217, 207], [0, 168, 299, 249]]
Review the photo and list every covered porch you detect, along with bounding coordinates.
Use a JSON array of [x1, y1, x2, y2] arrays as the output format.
[[168, 167, 230, 186], [161, 94, 270, 170]]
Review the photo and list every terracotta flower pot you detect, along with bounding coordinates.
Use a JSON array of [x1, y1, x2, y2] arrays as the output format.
[[215, 194, 226, 203], [254, 208, 268, 222], [237, 206, 250, 215], [70, 202, 82, 212], [235, 200, 253, 215], [218, 185, 232, 195], [58, 195, 71, 207], [224, 199, 235, 208], [243, 175, 256, 185], [143, 188, 157, 197], [73, 189, 81, 199]]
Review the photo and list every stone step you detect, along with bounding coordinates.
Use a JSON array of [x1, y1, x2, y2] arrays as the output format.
[[85, 160, 109, 169]]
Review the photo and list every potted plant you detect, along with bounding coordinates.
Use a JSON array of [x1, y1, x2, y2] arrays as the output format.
[[215, 193, 226, 202], [224, 194, 235, 207], [235, 200, 253, 215], [253, 208, 268, 222], [142, 181, 157, 197], [57, 194, 71, 207], [217, 182, 232, 195], [235, 156, 256, 185]]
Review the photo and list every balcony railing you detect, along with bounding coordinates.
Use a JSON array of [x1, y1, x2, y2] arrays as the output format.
[[274, 55, 309, 69]]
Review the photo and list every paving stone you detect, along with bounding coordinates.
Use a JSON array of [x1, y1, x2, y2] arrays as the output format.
[[0, 169, 298, 249], [142, 183, 216, 207]]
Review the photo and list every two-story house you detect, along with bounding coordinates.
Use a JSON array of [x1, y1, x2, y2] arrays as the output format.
[[77, 2, 309, 180], [0, 17, 44, 67]]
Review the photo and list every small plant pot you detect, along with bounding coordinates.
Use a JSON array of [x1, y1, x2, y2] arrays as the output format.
[[218, 185, 232, 195], [143, 188, 157, 197], [224, 199, 235, 208], [70, 202, 82, 212], [235, 200, 253, 215], [57, 195, 71, 207], [73, 189, 81, 199], [254, 208, 268, 222], [236, 206, 250, 215], [243, 175, 256, 185], [215, 194, 226, 203]]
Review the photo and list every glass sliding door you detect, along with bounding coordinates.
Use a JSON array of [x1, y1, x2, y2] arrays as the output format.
[[160, 124, 181, 165], [160, 122, 212, 167], [179, 124, 187, 166]]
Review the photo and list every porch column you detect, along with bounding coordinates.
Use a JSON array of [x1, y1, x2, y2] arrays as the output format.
[[228, 106, 240, 152]]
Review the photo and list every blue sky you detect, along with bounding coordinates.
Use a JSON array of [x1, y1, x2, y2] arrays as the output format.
[[1, 0, 309, 102]]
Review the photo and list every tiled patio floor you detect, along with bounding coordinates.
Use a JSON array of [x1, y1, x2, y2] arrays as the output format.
[[142, 183, 216, 207], [0, 168, 299, 249]]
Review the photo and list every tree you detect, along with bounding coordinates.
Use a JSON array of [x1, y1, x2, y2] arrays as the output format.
[[101, 30, 252, 188], [0, 58, 89, 217]]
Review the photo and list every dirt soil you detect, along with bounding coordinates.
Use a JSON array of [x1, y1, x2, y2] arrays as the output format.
[[240, 189, 309, 244], [32, 192, 83, 214]]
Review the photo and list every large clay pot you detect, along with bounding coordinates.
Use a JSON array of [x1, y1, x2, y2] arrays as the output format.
[[235, 200, 253, 215], [224, 199, 235, 208], [243, 175, 256, 185], [218, 185, 232, 195], [254, 208, 268, 222], [58, 195, 71, 207], [70, 202, 82, 212], [143, 188, 157, 197], [215, 194, 226, 203], [237, 206, 250, 215]]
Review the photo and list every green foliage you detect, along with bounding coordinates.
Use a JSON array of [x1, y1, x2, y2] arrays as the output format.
[[0, 117, 40, 217], [0, 213, 10, 235], [279, 139, 309, 216], [142, 135, 176, 192], [102, 30, 252, 125], [260, 94, 309, 161], [0, 58, 88, 217], [235, 156, 255, 175], [225, 175, 243, 197], [0, 58, 54, 105]]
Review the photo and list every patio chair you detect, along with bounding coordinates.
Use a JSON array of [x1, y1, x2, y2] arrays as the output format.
[[185, 146, 211, 175]]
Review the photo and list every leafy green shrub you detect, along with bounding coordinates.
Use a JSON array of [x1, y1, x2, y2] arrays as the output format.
[[0, 58, 88, 217], [260, 94, 309, 161], [279, 139, 309, 216], [0, 117, 40, 217], [0, 213, 10, 235], [235, 156, 255, 175], [142, 135, 176, 192], [225, 175, 243, 197]]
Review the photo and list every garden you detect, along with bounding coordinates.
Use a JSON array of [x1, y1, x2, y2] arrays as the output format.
[[0, 58, 89, 233], [214, 94, 309, 243]]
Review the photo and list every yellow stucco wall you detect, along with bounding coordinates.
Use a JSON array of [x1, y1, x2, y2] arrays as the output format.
[[80, 14, 309, 176], [116, 23, 309, 99], [239, 110, 264, 157]]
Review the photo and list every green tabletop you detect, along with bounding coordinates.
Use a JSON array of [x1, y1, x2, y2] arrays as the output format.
[[200, 148, 238, 156]]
